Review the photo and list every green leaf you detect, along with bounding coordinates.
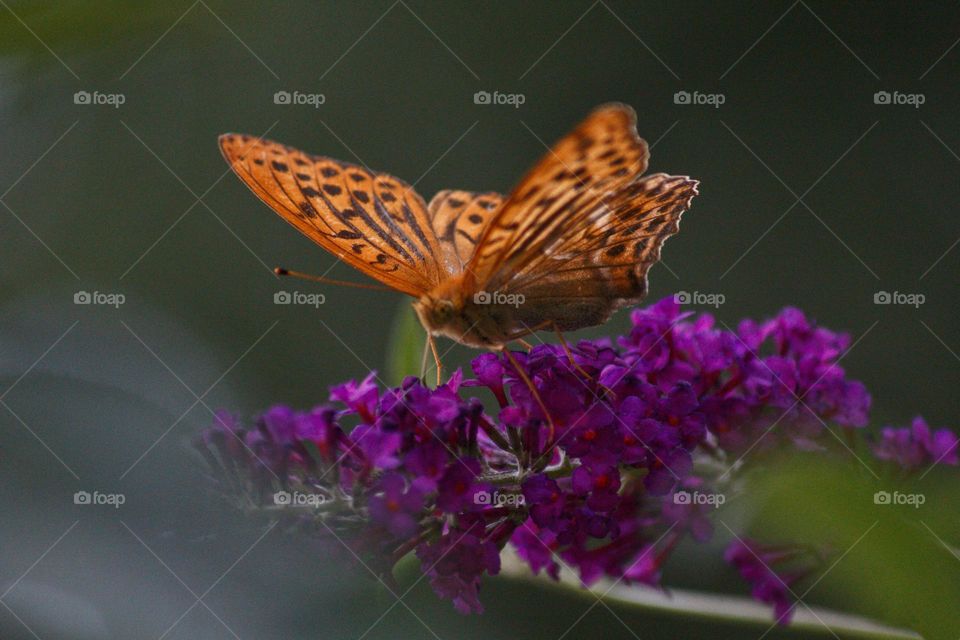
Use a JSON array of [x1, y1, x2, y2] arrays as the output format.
[[385, 300, 427, 386], [741, 456, 960, 639], [391, 550, 420, 584]]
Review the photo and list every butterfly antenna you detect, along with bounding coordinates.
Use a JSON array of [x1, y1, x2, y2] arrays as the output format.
[[274, 267, 393, 292]]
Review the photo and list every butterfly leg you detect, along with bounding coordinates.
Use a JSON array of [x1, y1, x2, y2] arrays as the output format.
[[513, 320, 551, 352], [515, 338, 535, 351], [553, 324, 591, 379], [499, 346, 556, 445], [428, 333, 443, 387], [553, 323, 617, 399], [419, 334, 432, 382]]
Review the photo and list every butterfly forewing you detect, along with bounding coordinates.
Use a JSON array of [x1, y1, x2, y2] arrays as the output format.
[[219, 134, 443, 296], [456, 104, 698, 337], [465, 103, 650, 288]]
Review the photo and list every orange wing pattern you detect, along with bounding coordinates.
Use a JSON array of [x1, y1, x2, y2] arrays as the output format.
[[509, 173, 698, 318], [219, 134, 444, 297], [465, 103, 650, 290], [220, 104, 698, 346], [427, 190, 503, 272]]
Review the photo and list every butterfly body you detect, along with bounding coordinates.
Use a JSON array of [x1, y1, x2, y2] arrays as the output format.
[[414, 276, 524, 348], [220, 103, 698, 352]]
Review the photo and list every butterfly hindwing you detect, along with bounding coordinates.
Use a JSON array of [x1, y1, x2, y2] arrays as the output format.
[[219, 134, 443, 296], [505, 173, 698, 330]]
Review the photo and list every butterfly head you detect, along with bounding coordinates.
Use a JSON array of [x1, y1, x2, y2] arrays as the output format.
[[413, 277, 496, 348], [419, 297, 457, 326], [414, 280, 465, 332]]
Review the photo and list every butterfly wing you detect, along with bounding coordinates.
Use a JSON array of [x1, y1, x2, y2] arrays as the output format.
[[427, 190, 503, 272], [505, 173, 698, 331], [465, 103, 650, 291], [219, 134, 444, 297]]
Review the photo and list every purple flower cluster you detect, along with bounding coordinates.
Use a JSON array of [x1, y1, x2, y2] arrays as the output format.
[[196, 298, 956, 621], [872, 416, 959, 471], [724, 539, 822, 624]]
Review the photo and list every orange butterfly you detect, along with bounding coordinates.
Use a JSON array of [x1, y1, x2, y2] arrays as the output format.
[[219, 103, 698, 383]]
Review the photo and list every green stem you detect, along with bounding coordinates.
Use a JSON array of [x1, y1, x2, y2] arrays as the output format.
[[498, 552, 920, 640]]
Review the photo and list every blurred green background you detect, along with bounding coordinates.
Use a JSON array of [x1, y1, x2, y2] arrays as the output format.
[[1, 1, 958, 638]]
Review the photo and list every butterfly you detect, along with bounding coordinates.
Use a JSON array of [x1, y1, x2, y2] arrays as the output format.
[[219, 103, 698, 380]]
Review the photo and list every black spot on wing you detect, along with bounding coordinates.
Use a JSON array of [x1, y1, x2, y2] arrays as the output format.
[[605, 244, 626, 257]]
